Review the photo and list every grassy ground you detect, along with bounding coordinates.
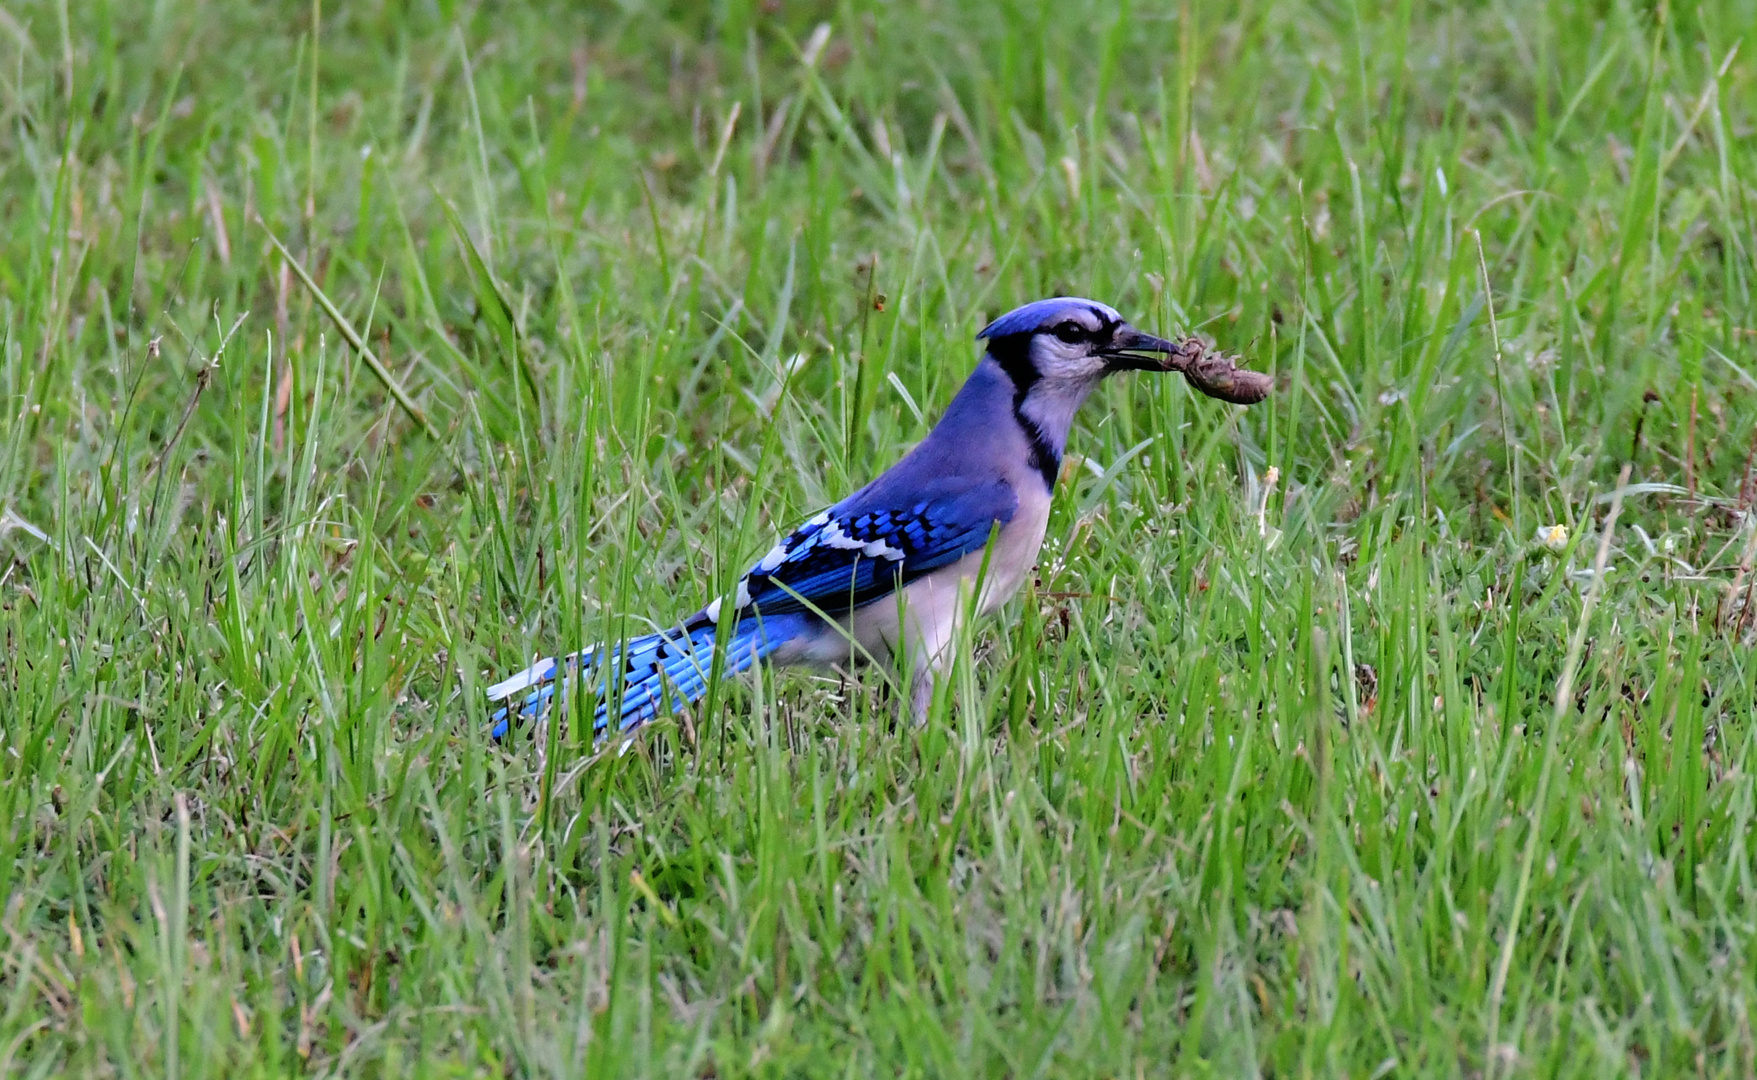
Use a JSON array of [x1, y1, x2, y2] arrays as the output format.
[[2, 0, 1755, 1075]]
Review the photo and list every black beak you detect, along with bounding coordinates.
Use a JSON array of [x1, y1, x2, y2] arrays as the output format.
[[1101, 324, 1181, 372]]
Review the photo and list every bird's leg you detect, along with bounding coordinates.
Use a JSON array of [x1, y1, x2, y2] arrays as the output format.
[[905, 642, 966, 725], [908, 665, 937, 726]]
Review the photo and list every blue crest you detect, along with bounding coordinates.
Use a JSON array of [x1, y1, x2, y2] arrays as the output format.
[[977, 297, 1123, 340]]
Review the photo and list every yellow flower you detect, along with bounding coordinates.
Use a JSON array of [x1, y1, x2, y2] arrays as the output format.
[[1534, 524, 1569, 552]]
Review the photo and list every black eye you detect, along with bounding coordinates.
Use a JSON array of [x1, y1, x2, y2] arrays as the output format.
[[1052, 321, 1086, 344]]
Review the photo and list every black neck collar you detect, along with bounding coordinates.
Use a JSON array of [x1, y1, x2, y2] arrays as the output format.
[[984, 335, 1059, 491]]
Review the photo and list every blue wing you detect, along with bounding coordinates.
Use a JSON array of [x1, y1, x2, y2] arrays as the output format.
[[694, 478, 1020, 627]]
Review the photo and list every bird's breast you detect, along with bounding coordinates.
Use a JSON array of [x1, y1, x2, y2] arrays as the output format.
[[844, 481, 1052, 663], [969, 481, 1052, 615]]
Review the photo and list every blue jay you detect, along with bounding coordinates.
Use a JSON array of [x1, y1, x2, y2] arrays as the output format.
[[487, 297, 1267, 739]]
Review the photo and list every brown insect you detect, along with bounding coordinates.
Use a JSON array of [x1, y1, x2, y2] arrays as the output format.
[[1153, 337, 1274, 405]]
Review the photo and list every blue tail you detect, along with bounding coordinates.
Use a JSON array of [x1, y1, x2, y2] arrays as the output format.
[[486, 615, 801, 740]]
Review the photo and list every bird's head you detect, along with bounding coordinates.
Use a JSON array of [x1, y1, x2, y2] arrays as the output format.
[[963, 296, 1266, 488], [968, 297, 1188, 477], [976, 296, 1181, 388]]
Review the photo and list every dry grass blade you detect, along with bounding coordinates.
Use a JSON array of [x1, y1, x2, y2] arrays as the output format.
[[260, 226, 447, 448]]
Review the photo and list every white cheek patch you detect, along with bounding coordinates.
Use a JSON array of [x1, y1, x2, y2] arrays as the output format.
[[1031, 337, 1107, 381]]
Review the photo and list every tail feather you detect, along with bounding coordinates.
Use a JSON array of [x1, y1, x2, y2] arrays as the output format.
[[487, 615, 795, 740]]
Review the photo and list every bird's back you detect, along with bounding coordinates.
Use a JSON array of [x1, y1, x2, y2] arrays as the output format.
[[854, 356, 1045, 507]]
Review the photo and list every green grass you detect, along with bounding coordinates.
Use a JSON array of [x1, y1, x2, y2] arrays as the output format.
[[2, 0, 1755, 1074]]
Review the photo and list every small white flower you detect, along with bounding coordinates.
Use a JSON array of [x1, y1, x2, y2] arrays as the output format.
[[1535, 524, 1569, 552]]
